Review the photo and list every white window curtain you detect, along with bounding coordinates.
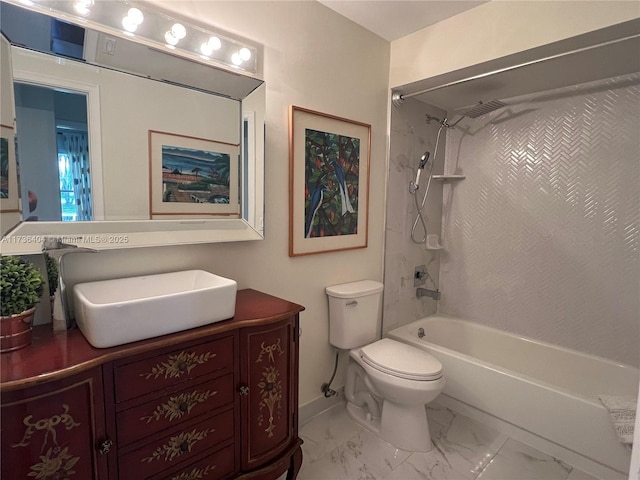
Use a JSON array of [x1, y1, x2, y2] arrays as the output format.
[[60, 132, 92, 221]]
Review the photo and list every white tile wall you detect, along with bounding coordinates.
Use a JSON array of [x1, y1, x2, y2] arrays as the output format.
[[439, 73, 640, 366], [383, 100, 447, 333]]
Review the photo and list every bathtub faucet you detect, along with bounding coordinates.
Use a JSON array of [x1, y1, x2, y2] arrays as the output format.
[[416, 287, 441, 301]]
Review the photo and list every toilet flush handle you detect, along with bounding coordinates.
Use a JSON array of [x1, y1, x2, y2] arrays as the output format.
[[346, 301, 358, 307]]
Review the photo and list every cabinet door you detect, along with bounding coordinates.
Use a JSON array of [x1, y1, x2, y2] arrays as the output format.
[[1, 367, 108, 480], [239, 316, 298, 470]]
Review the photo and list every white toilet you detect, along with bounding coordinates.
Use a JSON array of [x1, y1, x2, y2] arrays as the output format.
[[326, 280, 445, 452]]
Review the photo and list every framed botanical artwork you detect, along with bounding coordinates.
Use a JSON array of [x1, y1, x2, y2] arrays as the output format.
[[0, 124, 20, 213], [289, 106, 371, 256], [148, 130, 240, 218]]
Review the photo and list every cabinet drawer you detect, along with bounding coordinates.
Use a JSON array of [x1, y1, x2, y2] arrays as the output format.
[[155, 444, 235, 480], [115, 336, 233, 403], [118, 409, 234, 480], [117, 374, 234, 447]]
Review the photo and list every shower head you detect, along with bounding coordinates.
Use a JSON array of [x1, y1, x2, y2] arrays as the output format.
[[459, 99, 507, 118], [418, 151, 430, 169], [410, 151, 431, 194]]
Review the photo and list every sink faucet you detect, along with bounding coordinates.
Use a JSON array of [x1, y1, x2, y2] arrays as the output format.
[[42, 237, 98, 331], [416, 287, 441, 301]]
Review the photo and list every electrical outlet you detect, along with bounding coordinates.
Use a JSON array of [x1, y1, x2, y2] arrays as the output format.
[[414, 265, 427, 286], [104, 37, 116, 55]]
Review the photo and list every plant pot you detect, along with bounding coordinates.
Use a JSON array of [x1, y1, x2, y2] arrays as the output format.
[[0, 306, 36, 353]]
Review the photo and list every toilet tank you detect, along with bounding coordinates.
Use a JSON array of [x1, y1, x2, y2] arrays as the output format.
[[326, 280, 384, 349]]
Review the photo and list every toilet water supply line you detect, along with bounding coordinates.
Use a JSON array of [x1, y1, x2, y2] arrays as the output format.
[[321, 350, 339, 397]]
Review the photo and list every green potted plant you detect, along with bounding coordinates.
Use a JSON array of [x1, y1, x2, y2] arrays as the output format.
[[45, 253, 59, 318], [0, 255, 45, 353]]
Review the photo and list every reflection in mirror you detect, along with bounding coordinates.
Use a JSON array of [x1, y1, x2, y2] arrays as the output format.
[[0, 1, 265, 254]]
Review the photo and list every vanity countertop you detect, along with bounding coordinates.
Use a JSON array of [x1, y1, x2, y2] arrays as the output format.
[[1, 289, 305, 391]]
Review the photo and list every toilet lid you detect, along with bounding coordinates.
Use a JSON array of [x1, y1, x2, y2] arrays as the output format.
[[361, 338, 443, 381]]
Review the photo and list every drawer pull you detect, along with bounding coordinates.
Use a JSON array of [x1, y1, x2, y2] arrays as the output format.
[[140, 351, 216, 380], [238, 385, 250, 397], [170, 464, 216, 480], [140, 390, 217, 424], [142, 428, 215, 463], [98, 439, 113, 455]]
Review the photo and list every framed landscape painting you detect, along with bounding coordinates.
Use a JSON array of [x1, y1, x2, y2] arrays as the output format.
[[0, 124, 19, 213], [148, 130, 240, 218], [289, 106, 371, 256]]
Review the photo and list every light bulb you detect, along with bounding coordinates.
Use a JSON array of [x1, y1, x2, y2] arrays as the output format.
[[200, 42, 213, 57], [231, 52, 242, 66], [171, 23, 186, 40], [239, 47, 251, 61], [127, 8, 144, 25], [164, 31, 179, 46], [73, 0, 94, 16], [207, 36, 221, 51], [122, 16, 138, 33]]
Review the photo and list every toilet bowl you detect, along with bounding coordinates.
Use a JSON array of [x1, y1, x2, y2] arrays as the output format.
[[345, 338, 445, 452], [326, 280, 445, 452]]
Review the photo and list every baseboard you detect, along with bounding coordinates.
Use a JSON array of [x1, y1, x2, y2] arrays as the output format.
[[435, 394, 627, 480], [299, 387, 345, 425]]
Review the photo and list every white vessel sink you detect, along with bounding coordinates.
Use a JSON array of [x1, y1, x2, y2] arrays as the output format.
[[73, 270, 237, 348]]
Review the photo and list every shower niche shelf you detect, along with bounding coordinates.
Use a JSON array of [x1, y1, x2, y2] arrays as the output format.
[[426, 234, 443, 251], [432, 175, 466, 182]]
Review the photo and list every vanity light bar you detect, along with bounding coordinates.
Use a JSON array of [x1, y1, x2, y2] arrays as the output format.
[[7, 0, 259, 75]]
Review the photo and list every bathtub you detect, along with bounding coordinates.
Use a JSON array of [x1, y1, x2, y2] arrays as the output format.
[[387, 315, 639, 475]]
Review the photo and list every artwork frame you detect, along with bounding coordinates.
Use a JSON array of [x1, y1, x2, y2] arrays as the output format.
[[289, 106, 371, 257], [0, 124, 20, 213], [148, 130, 240, 218]]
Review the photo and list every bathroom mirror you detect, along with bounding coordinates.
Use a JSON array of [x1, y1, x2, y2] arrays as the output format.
[[0, 1, 265, 255]]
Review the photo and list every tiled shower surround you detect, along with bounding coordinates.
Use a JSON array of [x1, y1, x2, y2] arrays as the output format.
[[384, 73, 639, 366], [383, 100, 447, 333], [436, 74, 640, 366]]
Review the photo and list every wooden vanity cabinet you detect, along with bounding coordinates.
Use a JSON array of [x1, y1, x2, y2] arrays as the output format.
[[1, 289, 304, 480], [240, 318, 299, 472], [104, 333, 239, 480], [0, 367, 109, 479]]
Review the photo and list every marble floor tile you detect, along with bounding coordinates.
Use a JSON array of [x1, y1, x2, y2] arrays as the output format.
[[297, 402, 608, 480], [427, 404, 509, 477], [300, 403, 364, 462], [299, 443, 383, 480], [476, 439, 572, 480], [383, 448, 474, 480], [341, 429, 412, 478]]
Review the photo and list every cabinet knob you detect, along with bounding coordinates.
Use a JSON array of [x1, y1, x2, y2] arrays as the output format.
[[98, 439, 113, 455], [239, 385, 250, 396]]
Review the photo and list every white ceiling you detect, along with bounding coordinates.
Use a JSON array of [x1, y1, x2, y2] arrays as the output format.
[[317, 0, 489, 41]]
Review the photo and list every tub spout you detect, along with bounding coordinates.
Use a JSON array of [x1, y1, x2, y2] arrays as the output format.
[[417, 287, 440, 301]]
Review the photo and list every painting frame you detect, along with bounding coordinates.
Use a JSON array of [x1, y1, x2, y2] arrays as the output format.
[[148, 130, 240, 218], [289, 106, 371, 257], [0, 124, 20, 213]]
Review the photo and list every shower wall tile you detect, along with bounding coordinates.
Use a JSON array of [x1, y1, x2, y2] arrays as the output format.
[[439, 74, 640, 366], [383, 99, 446, 333]]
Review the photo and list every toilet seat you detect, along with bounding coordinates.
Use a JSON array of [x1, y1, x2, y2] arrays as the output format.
[[360, 338, 443, 381]]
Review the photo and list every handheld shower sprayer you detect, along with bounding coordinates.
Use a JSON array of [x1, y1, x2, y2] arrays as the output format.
[[410, 151, 430, 194]]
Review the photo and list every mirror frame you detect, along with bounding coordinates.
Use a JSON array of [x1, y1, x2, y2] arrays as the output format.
[[0, 1, 265, 255]]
